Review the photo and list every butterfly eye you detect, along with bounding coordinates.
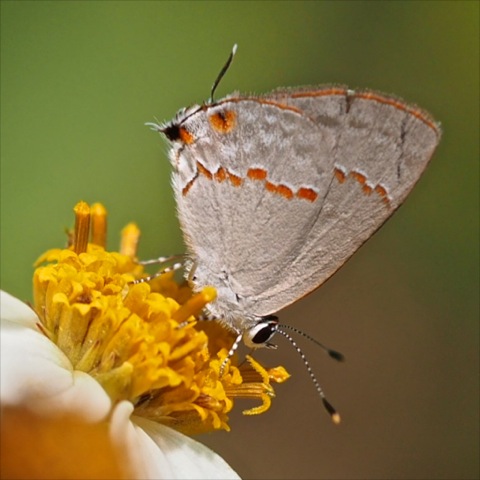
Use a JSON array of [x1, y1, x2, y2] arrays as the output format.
[[243, 316, 278, 348], [251, 325, 275, 345]]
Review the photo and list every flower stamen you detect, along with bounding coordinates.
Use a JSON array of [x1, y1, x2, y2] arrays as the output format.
[[228, 355, 291, 415], [90, 202, 108, 248], [73, 201, 91, 254], [120, 223, 141, 258], [172, 286, 216, 324], [32, 201, 289, 435]]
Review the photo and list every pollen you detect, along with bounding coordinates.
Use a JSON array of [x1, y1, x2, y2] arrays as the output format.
[[32, 201, 289, 435]]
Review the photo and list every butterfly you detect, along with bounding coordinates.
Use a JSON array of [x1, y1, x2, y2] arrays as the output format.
[[147, 46, 441, 420]]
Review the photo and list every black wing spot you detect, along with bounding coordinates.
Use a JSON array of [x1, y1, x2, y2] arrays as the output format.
[[162, 123, 181, 142]]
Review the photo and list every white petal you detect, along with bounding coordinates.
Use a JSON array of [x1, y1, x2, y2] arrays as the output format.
[[0, 290, 38, 329], [1, 312, 72, 404], [110, 401, 240, 480], [1, 290, 111, 422], [32, 370, 112, 422]]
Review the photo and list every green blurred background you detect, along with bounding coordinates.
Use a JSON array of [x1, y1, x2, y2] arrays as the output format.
[[1, 1, 478, 479]]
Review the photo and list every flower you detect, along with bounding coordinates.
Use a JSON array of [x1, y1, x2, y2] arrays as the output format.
[[0, 201, 289, 479]]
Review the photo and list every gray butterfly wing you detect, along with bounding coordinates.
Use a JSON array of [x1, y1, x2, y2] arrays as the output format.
[[242, 87, 441, 314], [167, 86, 440, 317]]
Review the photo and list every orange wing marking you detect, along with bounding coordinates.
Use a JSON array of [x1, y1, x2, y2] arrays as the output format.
[[247, 167, 268, 181], [265, 181, 294, 199], [197, 162, 213, 180], [374, 185, 391, 205], [353, 91, 440, 135], [214, 167, 227, 182], [178, 127, 195, 145], [215, 97, 303, 115], [250, 168, 315, 202], [290, 88, 348, 99], [182, 176, 197, 196], [334, 166, 391, 207], [349, 171, 373, 195], [181, 163, 318, 202], [334, 167, 347, 184], [209, 110, 237, 133], [227, 171, 243, 187], [296, 187, 318, 202]]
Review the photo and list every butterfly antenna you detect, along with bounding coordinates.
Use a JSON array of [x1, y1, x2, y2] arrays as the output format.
[[133, 255, 185, 285], [278, 323, 345, 362], [276, 327, 341, 424], [210, 44, 238, 104], [139, 254, 185, 266]]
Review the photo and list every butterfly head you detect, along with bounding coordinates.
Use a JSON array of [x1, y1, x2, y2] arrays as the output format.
[[242, 315, 279, 349]]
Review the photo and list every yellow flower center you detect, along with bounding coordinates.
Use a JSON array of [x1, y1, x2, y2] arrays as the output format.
[[32, 201, 289, 434]]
